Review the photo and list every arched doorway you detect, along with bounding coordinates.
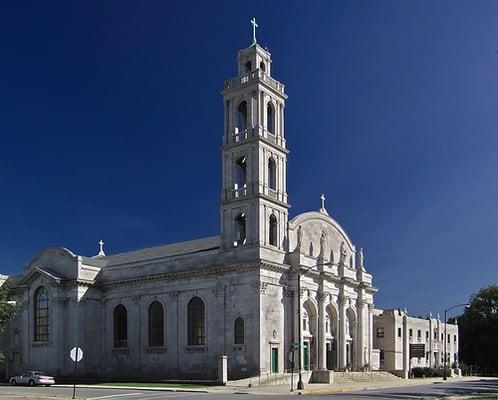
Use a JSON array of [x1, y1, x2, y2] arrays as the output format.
[[302, 299, 318, 371], [326, 304, 339, 370], [345, 308, 357, 371]]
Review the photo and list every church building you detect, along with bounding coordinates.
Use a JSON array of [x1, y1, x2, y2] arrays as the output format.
[[3, 33, 377, 381]]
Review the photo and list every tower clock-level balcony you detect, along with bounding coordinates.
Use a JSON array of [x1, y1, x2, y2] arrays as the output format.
[[221, 39, 287, 150], [222, 68, 287, 149]]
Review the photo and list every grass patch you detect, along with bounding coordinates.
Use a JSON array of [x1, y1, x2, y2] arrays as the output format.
[[96, 382, 205, 388]]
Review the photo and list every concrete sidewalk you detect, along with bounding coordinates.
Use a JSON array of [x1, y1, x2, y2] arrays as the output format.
[[210, 376, 489, 396]]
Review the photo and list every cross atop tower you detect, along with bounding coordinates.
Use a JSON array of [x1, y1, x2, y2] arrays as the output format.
[[250, 18, 258, 44]]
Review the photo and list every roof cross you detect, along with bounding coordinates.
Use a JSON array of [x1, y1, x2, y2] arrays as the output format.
[[319, 193, 329, 215], [97, 240, 105, 257], [251, 18, 258, 44]]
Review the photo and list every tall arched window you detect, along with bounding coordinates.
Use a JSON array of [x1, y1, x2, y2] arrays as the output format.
[[267, 103, 275, 134], [114, 305, 128, 348], [235, 157, 247, 192], [269, 214, 278, 246], [245, 61, 252, 73], [234, 213, 246, 246], [234, 317, 245, 344], [225, 100, 230, 134], [188, 297, 205, 345], [237, 101, 247, 132], [268, 157, 277, 190], [260, 61, 266, 72], [34, 287, 49, 342], [148, 301, 164, 347]]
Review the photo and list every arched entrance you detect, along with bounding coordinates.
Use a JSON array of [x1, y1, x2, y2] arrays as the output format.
[[302, 299, 318, 371], [345, 308, 357, 371], [326, 304, 339, 370]]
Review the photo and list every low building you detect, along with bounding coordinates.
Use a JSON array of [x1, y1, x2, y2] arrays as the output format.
[[373, 309, 459, 377], [0, 275, 8, 287]]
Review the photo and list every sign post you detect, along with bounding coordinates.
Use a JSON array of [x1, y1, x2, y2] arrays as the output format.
[[70, 347, 83, 399]]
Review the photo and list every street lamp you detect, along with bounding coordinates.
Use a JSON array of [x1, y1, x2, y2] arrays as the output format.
[[296, 261, 332, 391], [443, 303, 469, 381]]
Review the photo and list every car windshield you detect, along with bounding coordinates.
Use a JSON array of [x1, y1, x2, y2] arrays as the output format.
[[33, 371, 47, 376]]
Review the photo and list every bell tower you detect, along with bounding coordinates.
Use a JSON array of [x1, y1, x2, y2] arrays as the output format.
[[220, 23, 289, 251]]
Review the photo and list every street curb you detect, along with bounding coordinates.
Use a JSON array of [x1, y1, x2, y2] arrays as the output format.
[[53, 384, 209, 393]]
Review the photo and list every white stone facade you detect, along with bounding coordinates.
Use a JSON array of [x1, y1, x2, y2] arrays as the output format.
[[2, 41, 377, 380], [373, 309, 459, 377]]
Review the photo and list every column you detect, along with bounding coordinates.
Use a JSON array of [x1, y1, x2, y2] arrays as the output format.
[[318, 293, 327, 370], [338, 296, 347, 370], [357, 300, 365, 369]]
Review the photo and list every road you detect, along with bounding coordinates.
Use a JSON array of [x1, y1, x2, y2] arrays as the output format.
[[0, 379, 496, 399]]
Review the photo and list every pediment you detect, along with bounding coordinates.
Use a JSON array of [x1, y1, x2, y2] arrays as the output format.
[[17, 266, 63, 287]]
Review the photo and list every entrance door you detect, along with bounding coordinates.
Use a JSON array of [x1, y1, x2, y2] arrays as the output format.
[[271, 348, 278, 373], [303, 341, 309, 371], [326, 341, 336, 370]]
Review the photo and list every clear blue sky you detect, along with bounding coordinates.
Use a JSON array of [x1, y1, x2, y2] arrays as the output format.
[[1, 1, 497, 317]]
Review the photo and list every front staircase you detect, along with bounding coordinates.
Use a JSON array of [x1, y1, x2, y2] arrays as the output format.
[[227, 370, 401, 387], [332, 371, 402, 383]]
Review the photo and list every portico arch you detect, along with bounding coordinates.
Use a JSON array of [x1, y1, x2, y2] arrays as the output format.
[[345, 307, 357, 370], [326, 303, 339, 370], [302, 299, 318, 371]]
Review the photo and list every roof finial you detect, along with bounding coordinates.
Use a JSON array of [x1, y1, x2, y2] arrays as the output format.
[[251, 17, 258, 45], [319, 193, 329, 215], [97, 240, 105, 257]]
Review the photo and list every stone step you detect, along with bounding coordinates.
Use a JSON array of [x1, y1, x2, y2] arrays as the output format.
[[333, 371, 402, 383]]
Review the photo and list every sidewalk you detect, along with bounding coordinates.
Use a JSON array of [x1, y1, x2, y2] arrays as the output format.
[[209, 375, 491, 396]]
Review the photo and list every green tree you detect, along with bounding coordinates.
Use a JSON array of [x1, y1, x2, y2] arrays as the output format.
[[457, 284, 498, 375], [0, 285, 19, 364]]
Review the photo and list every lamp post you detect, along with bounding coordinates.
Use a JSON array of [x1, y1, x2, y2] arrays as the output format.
[[443, 303, 469, 380], [296, 261, 332, 391]]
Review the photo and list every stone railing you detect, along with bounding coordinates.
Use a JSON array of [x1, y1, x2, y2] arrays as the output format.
[[224, 69, 285, 94]]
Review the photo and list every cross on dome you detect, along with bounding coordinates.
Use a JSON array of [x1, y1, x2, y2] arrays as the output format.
[[319, 193, 329, 215], [251, 18, 258, 44], [97, 239, 105, 257]]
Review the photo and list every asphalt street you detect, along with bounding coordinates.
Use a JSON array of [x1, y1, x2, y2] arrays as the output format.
[[0, 379, 496, 399]]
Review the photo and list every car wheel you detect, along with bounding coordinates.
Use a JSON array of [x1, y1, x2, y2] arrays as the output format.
[[10, 379, 16, 386], [29, 380, 35, 386]]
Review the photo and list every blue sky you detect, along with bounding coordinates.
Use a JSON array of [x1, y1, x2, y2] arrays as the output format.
[[1, 1, 497, 317]]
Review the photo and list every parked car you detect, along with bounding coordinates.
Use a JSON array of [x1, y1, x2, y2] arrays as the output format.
[[9, 371, 55, 386]]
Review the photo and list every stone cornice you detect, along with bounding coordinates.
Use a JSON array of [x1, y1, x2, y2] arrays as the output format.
[[100, 261, 260, 288], [260, 261, 290, 274]]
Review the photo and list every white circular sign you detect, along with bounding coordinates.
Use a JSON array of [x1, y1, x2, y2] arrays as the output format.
[[70, 347, 83, 362]]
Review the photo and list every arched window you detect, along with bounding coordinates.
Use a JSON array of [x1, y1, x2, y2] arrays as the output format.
[[188, 297, 205, 345], [234, 213, 246, 246], [235, 157, 247, 192], [268, 157, 276, 190], [234, 317, 245, 344], [114, 305, 127, 348], [266, 103, 275, 134], [148, 301, 164, 347], [34, 287, 49, 342], [260, 61, 266, 72], [269, 214, 278, 246], [225, 100, 230, 134], [237, 101, 248, 132], [245, 61, 252, 73]]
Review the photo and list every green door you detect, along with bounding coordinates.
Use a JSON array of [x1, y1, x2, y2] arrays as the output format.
[[303, 341, 309, 371], [271, 348, 278, 373]]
